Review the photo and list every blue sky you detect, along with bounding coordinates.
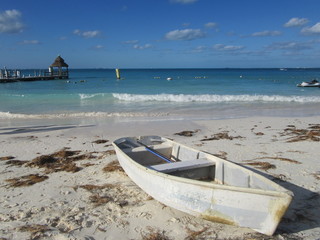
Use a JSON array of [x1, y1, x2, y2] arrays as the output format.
[[1, 0, 320, 68]]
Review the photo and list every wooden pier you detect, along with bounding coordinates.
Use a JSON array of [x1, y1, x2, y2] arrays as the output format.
[[0, 56, 69, 83]]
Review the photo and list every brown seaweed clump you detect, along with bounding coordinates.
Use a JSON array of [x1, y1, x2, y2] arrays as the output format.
[[282, 124, 320, 142], [92, 139, 109, 144], [141, 227, 171, 240], [312, 172, 320, 180], [18, 224, 51, 239], [201, 132, 243, 141], [244, 161, 276, 171], [0, 156, 15, 161], [75, 183, 128, 207], [255, 156, 301, 164], [6, 174, 48, 187], [185, 227, 209, 240], [103, 161, 124, 173], [0, 155, 28, 166], [26, 148, 95, 173], [174, 130, 199, 137]]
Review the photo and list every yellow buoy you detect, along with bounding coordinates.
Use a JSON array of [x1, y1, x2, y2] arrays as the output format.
[[115, 68, 121, 79]]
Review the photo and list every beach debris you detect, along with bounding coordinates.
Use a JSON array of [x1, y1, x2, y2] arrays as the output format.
[[259, 156, 301, 164], [243, 161, 276, 171], [5, 160, 28, 166], [75, 183, 129, 207], [185, 227, 209, 240], [312, 172, 320, 180], [255, 132, 265, 136], [0, 155, 27, 166], [92, 139, 109, 144], [272, 174, 291, 182], [6, 174, 48, 187], [76, 184, 115, 207], [201, 131, 243, 141], [89, 194, 113, 207], [249, 156, 301, 164], [103, 160, 124, 173], [141, 227, 171, 240], [81, 162, 95, 167], [103, 149, 116, 155], [0, 156, 15, 160], [26, 148, 96, 173], [282, 124, 320, 142], [174, 130, 199, 137], [18, 224, 52, 239]]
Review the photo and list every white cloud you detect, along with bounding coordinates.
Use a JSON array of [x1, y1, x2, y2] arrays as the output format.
[[19, 40, 40, 45], [191, 45, 207, 53], [123, 40, 139, 44], [301, 23, 320, 34], [133, 43, 152, 50], [0, 9, 24, 34], [73, 29, 101, 38], [170, 0, 198, 4], [267, 41, 311, 51], [251, 30, 281, 37], [94, 45, 104, 49], [205, 22, 217, 28], [284, 17, 309, 27], [165, 29, 205, 41], [213, 44, 244, 51]]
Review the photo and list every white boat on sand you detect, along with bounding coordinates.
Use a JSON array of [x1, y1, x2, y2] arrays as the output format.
[[112, 135, 293, 235]]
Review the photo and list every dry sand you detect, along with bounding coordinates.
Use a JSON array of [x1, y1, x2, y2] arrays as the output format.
[[0, 116, 319, 240]]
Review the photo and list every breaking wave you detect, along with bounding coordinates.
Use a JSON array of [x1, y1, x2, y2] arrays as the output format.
[[79, 93, 108, 99], [0, 111, 169, 120], [112, 93, 320, 103]]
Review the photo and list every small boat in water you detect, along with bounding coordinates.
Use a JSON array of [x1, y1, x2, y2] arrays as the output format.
[[112, 136, 293, 235], [297, 79, 320, 87]]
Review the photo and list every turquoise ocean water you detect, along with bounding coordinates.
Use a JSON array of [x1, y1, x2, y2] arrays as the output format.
[[1, 68, 320, 122]]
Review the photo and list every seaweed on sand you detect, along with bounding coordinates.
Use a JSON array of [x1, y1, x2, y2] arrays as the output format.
[[103, 160, 124, 173], [0, 156, 15, 160], [18, 224, 51, 239], [244, 161, 276, 171], [92, 139, 109, 144], [6, 174, 48, 187], [75, 183, 128, 207], [141, 227, 171, 240], [174, 130, 199, 137], [282, 124, 320, 142], [26, 148, 96, 173], [201, 132, 243, 141]]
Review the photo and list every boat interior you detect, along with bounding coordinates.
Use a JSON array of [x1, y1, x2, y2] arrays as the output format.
[[115, 136, 280, 191]]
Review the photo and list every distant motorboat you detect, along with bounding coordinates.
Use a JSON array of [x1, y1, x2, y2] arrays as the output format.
[[297, 79, 320, 87], [166, 77, 172, 81]]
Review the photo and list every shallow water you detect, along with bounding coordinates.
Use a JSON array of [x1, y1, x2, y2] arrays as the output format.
[[1, 68, 320, 123]]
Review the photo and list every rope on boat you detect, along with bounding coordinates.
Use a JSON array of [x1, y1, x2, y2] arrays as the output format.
[[137, 140, 174, 163]]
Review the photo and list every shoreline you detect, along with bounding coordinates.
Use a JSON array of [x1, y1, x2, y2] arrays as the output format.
[[1, 116, 319, 239]]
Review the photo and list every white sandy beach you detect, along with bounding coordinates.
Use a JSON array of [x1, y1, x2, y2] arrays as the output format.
[[0, 116, 319, 240]]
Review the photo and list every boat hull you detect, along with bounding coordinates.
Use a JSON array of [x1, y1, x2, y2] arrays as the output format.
[[113, 136, 292, 235]]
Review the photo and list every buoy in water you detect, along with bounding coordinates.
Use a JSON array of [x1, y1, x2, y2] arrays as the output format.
[[115, 68, 121, 80]]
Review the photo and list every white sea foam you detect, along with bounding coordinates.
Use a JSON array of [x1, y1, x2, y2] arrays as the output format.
[[112, 93, 320, 103], [0, 111, 168, 120], [79, 93, 105, 99]]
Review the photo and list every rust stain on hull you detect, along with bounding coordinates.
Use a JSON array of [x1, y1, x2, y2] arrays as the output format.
[[201, 210, 237, 226]]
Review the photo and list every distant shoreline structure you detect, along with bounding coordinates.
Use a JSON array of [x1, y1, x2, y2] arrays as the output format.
[[0, 56, 69, 83]]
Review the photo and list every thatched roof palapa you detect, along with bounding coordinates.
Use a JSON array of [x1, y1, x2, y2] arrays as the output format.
[[50, 56, 69, 68]]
